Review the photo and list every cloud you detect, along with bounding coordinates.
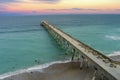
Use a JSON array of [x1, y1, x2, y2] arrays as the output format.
[[46, 8, 82, 11], [86, 8, 99, 11], [71, 8, 99, 11], [71, 8, 83, 10], [46, 8, 99, 11], [0, 0, 19, 3], [0, 5, 8, 12], [0, 0, 60, 4], [115, 9, 120, 11], [34, 0, 60, 3], [0, 7, 5, 11]]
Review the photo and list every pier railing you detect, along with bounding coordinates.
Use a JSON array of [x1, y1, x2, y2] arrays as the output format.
[[41, 20, 120, 80]]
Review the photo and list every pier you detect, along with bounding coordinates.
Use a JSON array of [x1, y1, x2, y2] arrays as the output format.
[[41, 21, 120, 80]]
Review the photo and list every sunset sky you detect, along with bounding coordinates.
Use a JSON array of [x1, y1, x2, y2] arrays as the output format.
[[0, 0, 120, 15]]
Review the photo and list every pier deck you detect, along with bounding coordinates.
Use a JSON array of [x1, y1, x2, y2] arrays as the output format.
[[41, 21, 120, 80]]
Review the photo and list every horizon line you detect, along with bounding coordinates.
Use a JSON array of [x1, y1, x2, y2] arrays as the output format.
[[0, 13, 120, 16]]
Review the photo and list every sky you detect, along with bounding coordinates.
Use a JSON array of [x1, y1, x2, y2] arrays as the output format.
[[0, 0, 120, 15]]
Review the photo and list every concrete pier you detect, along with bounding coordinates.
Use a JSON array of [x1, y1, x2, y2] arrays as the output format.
[[41, 21, 120, 80]]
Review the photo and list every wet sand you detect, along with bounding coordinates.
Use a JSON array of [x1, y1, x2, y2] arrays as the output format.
[[3, 62, 95, 80]]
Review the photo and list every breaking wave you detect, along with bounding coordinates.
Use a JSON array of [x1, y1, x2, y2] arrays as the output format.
[[0, 60, 70, 79], [108, 51, 120, 56], [105, 35, 120, 40]]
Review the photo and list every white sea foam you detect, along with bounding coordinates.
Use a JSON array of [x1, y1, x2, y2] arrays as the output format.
[[108, 51, 120, 57], [105, 35, 120, 40], [0, 60, 71, 80]]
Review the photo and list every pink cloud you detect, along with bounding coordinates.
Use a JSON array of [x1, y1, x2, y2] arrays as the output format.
[[32, 0, 60, 3]]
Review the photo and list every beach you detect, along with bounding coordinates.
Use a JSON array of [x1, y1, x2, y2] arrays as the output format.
[[2, 55, 120, 80], [2, 61, 95, 80]]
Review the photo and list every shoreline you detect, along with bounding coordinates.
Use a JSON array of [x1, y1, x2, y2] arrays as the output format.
[[0, 54, 120, 80], [0, 60, 71, 80], [2, 61, 95, 80]]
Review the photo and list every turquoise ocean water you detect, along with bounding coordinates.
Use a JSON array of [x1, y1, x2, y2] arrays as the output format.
[[0, 14, 120, 76]]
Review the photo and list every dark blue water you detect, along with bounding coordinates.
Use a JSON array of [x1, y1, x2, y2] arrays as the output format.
[[0, 14, 120, 75]]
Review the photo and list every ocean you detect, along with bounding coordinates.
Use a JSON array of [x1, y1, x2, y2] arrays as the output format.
[[0, 14, 120, 78]]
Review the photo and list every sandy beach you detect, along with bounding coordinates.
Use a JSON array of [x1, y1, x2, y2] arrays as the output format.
[[2, 61, 95, 80]]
